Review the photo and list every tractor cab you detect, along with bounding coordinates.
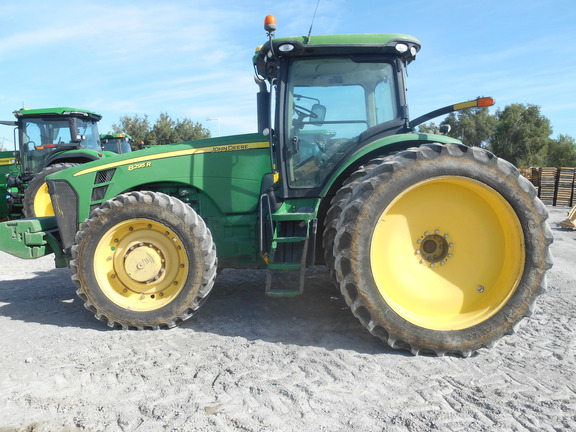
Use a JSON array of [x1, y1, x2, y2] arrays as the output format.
[[13, 108, 102, 178], [254, 25, 420, 197], [100, 133, 133, 154]]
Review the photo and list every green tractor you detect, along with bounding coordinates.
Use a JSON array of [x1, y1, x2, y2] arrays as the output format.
[[0, 107, 106, 218], [0, 150, 19, 221], [0, 17, 552, 356], [100, 133, 133, 154]]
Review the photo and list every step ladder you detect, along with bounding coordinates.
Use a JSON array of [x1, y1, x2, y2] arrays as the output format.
[[264, 210, 316, 297]]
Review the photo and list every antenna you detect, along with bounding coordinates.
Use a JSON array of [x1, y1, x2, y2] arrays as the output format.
[[307, 0, 321, 39]]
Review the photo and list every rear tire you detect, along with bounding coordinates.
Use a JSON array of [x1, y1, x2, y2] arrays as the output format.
[[323, 157, 389, 285], [70, 191, 217, 329], [334, 143, 553, 356], [23, 163, 78, 217]]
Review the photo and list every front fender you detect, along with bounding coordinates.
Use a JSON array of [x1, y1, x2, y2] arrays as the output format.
[[46, 149, 105, 166]]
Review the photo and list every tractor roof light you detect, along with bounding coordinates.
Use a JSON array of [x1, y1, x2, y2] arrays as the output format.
[[395, 43, 409, 53], [63, 111, 88, 116], [264, 15, 277, 36], [278, 43, 295, 52]]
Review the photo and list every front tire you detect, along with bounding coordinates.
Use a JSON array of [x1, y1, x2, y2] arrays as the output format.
[[23, 163, 78, 217], [334, 143, 553, 356], [70, 191, 217, 329]]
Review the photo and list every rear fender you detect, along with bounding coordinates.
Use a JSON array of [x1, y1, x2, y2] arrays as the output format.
[[320, 133, 462, 197]]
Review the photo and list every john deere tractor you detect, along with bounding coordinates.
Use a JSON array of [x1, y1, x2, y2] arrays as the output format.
[[0, 17, 552, 356], [0, 107, 106, 218], [100, 133, 133, 154]]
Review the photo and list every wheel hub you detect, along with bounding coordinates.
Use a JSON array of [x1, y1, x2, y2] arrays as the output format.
[[123, 243, 165, 283], [416, 230, 453, 267]]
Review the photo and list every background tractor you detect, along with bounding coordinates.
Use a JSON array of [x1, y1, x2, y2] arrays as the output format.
[[0, 107, 107, 218], [0, 17, 553, 356], [100, 133, 133, 154]]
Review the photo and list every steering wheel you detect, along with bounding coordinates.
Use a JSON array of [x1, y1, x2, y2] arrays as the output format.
[[294, 104, 318, 119]]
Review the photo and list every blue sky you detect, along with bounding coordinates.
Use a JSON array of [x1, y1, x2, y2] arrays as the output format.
[[1, 0, 575, 148]]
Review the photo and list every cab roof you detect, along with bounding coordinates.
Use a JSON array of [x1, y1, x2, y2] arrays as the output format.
[[13, 107, 102, 121], [253, 33, 420, 79], [100, 133, 132, 140]]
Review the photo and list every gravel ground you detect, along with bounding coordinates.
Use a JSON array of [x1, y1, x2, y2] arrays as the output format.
[[0, 206, 574, 432]]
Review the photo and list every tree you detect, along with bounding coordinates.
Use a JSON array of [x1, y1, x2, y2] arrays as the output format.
[[547, 134, 576, 167], [111, 113, 211, 147], [174, 118, 211, 142], [443, 103, 497, 148], [489, 104, 552, 168], [112, 114, 153, 147], [416, 122, 440, 134], [151, 112, 179, 146]]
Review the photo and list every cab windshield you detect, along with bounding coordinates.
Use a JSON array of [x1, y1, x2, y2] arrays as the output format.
[[102, 137, 132, 154], [285, 57, 398, 188], [20, 116, 101, 174], [76, 119, 101, 151], [21, 117, 73, 174]]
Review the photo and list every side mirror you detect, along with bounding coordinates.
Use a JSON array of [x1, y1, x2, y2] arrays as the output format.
[[439, 124, 451, 135], [311, 104, 326, 126]]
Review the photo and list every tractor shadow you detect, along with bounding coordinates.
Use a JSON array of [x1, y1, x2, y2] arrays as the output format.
[[185, 266, 400, 355], [0, 265, 398, 354], [0, 267, 105, 330]]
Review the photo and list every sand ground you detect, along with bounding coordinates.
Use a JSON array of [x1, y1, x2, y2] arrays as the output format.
[[0, 206, 574, 431]]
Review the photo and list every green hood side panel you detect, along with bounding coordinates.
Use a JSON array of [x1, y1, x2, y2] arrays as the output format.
[[47, 134, 273, 268], [52, 133, 272, 221]]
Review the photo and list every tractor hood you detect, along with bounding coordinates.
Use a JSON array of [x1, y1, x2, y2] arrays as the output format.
[[46, 133, 272, 253]]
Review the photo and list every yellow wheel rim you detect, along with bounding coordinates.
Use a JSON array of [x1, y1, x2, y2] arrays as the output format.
[[33, 183, 55, 217], [93, 218, 189, 311], [370, 176, 525, 330]]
